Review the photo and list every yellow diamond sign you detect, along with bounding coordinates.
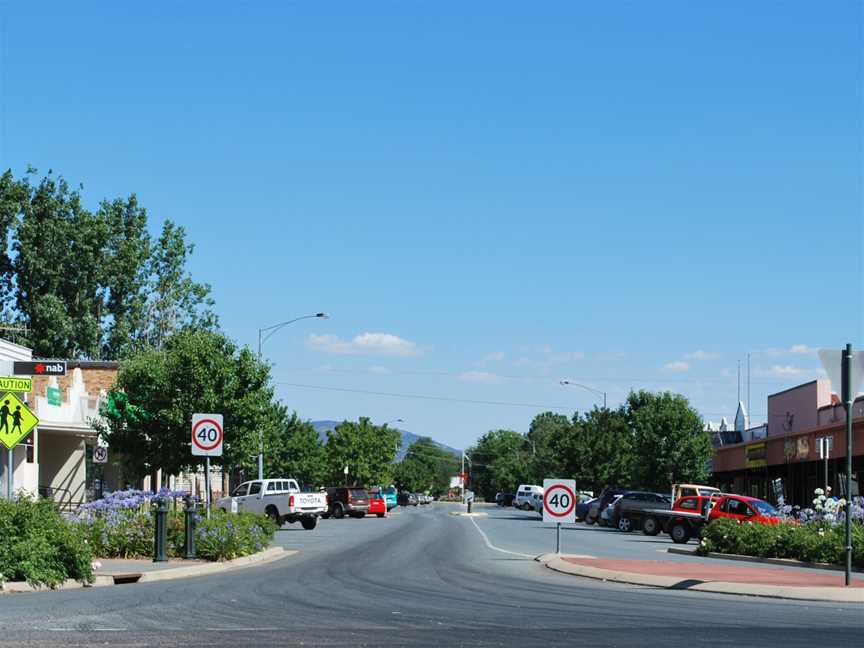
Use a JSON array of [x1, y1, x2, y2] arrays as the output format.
[[0, 392, 38, 450]]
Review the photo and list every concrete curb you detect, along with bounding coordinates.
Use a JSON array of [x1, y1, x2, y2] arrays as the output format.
[[448, 511, 489, 517], [537, 553, 864, 604], [1, 547, 296, 595], [667, 546, 864, 574]]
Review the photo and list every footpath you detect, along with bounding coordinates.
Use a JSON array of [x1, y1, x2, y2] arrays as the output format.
[[2, 547, 294, 594], [537, 552, 864, 603]]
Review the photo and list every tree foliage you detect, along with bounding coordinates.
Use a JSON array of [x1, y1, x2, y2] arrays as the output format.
[[98, 329, 278, 482], [0, 168, 215, 359], [393, 437, 459, 495], [266, 411, 326, 488], [324, 418, 400, 487]]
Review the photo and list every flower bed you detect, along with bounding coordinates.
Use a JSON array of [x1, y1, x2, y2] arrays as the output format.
[[68, 490, 276, 562], [698, 491, 864, 568], [0, 497, 93, 588]]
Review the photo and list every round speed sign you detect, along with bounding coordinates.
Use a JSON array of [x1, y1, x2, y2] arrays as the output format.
[[191, 413, 224, 456], [542, 479, 577, 523]]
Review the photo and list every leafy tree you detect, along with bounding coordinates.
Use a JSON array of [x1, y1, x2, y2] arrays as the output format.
[[266, 411, 326, 488], [468, 429, 532, 499], [0, 171, 25, 324], [394, 437, 459, 495], [526, 411, 571, 482], [324, 417, 400, 487], [98, 329, 277, 482], [626, 390, 711, 491]]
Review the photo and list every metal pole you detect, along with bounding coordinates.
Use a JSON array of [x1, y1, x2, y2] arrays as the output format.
[[6, 448, 12, 500], [556, 522, 561, 554], [205, 456, 212, 519], [842, 344, 852, 586], [258, 329, 264, 481], [603, 392, 607, 409]]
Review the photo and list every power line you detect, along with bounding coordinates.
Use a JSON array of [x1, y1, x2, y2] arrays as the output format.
[[275, 382, 573, 411]]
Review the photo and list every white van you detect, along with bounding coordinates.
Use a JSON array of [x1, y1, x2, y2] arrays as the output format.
[[514, 484, 544, 510]]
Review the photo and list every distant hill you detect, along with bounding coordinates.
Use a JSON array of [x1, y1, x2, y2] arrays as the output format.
[[311, 420, 461, 461]]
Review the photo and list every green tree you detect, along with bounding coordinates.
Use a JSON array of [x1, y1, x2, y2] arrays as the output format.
[[266, 411, 326, 488], [626, 390, 712, 491], [324, 417, 400, 487], [98, 329, 277, 482], [526, 411, 571, 482], [394, 437, 459, 495], [0, 171, 26, 324], [468, 429, 531, 499]]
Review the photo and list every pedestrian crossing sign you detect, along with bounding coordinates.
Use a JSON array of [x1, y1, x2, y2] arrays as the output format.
[[0, 392, 38, 450]]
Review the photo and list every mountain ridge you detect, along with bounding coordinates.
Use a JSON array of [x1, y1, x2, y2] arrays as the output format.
[[310, 420, 461, 461]]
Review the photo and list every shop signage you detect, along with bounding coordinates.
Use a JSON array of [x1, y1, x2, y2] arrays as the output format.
[[745, 442, 767, 468]]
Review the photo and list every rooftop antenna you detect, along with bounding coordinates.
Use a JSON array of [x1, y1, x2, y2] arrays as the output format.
[[747, 352, 751, 425], [737, 360, 741, 404]]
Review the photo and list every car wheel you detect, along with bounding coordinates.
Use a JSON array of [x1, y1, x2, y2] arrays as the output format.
[[670, 522, 691, 544], [265, 506, 280, 526], [598, 517, 607, 527], [300, 517, 317, 530], [377, 513, 385, 518], [584, 515, 596, 525], [642, 517, 660, 536], [618, 517, 633, 532], [357, 512, 366, 518], [333, 505, 345, 519]]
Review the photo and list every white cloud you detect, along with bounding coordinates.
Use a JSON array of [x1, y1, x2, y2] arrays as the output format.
[[459, 370, 506, 385], [368, 365, 391, 374], [755, 365, 809, 378], [662, 361, 691, 372], [790, 344, 815, 355], [306, 332, 420, 357], [477, 351, 505, 367], [684, 350, 720, 361]]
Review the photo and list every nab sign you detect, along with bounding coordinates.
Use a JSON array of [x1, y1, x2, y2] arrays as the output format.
[[542, 478, 576, 525], [191, 413, 223, 457], [13, 361, 67, 376]]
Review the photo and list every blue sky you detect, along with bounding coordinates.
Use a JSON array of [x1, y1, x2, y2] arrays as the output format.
[[1, 2, 861, 448]]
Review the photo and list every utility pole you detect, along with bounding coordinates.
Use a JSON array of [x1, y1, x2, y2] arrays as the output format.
[[841, 344, 853, 586]]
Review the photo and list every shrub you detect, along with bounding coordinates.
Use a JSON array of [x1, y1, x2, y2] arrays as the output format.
[[0, 497, 93, 587], [195, 511, 277, 561]]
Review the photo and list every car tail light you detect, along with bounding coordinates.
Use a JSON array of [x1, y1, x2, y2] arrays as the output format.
[[289, 495, 295, 507]]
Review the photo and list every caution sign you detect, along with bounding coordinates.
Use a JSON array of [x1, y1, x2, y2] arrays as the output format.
[[0, 377, 32, 392], [0, 392, 39, 450]]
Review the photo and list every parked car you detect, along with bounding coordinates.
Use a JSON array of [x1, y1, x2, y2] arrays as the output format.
[[575, 496, 597, 522], [417, 494, 430, 505], [398, 491, 419, 506], [367, 492, 387, 518], [495, 492, 516, 507], [641, 494, 722, 537], [708, 495, 784, 526], [514, 484, 543, 511], [322, 487, 370, 519], [380, 486, 398, 511], [531, 491, 544, 515], [215, 478, 327, 530], [598, 494, 623, 527], [611, 491, 672, 532], [584, 488, 626, 525]]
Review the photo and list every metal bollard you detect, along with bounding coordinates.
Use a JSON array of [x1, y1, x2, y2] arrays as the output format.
[[153, 496, 168, 563], [183, 495, 197, 560], [467, 500, 472, 514]]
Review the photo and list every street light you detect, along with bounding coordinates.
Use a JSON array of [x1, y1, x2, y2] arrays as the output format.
[[384, 418, 404, 459], [256, 312, 329, 480], [560, 380, 607, 408]]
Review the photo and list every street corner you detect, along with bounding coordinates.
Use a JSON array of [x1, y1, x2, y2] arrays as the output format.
[[541, 554, 864, 604]]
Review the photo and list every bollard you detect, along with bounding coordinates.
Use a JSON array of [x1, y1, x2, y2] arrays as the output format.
[[467, 500, 472, 514], [183, 495, 197, 560], [153, 496, 168, 563]]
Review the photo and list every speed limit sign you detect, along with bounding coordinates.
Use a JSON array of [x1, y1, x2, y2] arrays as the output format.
[[191, 413, 223, 457], [542, 478, 576, 524]]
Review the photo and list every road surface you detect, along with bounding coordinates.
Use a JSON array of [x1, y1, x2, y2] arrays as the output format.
[[0, 504, 860, 647]]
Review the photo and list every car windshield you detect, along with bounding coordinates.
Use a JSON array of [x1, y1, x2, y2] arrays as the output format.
[[350, 489, 367, 498], [751, 500, 778, 516]]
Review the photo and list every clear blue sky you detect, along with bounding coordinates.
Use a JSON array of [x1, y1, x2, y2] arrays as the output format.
[[1, 2, 861, 449]]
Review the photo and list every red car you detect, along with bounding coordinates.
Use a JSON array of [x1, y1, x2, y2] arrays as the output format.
[[367, 492, 387, 518], [707, 495, 784, 525]]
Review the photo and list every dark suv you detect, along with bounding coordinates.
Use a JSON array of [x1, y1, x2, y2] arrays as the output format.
[[610, 491, 671, 531], [397, 492, 418, 506], [323, 487, 370, 519]]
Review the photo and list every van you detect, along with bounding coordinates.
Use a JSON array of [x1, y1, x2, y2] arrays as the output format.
[[514, 484, 543, 510]]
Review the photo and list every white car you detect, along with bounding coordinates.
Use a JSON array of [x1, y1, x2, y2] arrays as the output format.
[[216, 478, 328, 530], [514, 484, 543, 510], [531, 491, 544, 515]]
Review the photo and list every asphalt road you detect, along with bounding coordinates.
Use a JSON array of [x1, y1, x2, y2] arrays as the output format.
[[0, 503, 861, 647]]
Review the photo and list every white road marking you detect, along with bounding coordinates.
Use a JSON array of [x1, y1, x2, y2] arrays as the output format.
[[468, 516, 536, 559]]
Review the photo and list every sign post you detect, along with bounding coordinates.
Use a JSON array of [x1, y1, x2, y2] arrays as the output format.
[[818, 345, 864, 587], [0, 392, 39, 500], [543, 478, 576, 554], [191, 413, 223, 518]]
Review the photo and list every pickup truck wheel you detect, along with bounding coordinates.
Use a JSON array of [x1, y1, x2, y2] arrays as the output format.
[[265, 506, 281, 526], [584, 515, 596, 525], [333, 504, 345, 519], [598, 517, 607, 527], [618, 517, 633, 532], [376, 513, 385, 518], [642, 517, 660, 536], [670, 522, 691, 544], [300, 517, 317, 530]]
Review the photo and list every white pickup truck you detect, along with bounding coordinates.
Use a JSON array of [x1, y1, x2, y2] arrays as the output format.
[[216, 478, 327, 530]]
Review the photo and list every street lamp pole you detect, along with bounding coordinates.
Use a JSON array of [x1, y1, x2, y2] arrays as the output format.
[[256, 312, 329, 481], [385, 418, 404, 458], [560, 380, 607, 408]]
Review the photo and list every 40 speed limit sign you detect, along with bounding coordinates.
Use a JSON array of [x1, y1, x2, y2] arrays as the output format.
[[542, 478, 576, 524], [191, 413, 223, 457]]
